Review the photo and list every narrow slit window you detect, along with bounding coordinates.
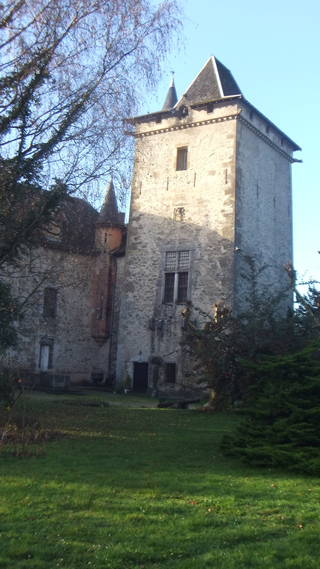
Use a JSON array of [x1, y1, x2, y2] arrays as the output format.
[[177, 272, 188, 304], [163, 250, 190, 304], [176, 147, 188, 171], [39, 338, 54, 370], [99, 294, 104, 320], [164, 273, 175, 303], [166, 363, 176, 383], [43, 288, 57, 318]]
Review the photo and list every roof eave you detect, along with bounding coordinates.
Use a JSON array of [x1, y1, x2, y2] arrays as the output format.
[[96, 221, 124, 230], [124, 93, 301, 152], [190, 94, 242, 108], [124, 108, 175, 125], [240, 97, 301, 151]]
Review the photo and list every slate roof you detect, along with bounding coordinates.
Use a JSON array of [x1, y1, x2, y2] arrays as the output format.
[[97, 178, 122, 227], [62, 198, 98, 251], [42, 179, 124, 254], [130, 55, 300, 152], [178, 55, 242, 106], [42, 196, 99, 253], [162, 74, 178, 110]]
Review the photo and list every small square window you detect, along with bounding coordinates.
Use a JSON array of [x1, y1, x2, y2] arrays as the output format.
[[178, 251, 190, 270], [165, 252, 176, 271], [176, 147, 188, 171], [166, 363, 176, 383]]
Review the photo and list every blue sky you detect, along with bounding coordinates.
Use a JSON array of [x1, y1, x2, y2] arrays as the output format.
[[145, 0, 320, 283]]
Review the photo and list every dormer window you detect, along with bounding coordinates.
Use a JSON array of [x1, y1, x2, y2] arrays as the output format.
[[44, 219, 61, 241]]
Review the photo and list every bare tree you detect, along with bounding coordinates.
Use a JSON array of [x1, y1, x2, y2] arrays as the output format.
[[0, 0, 182, 266], [0, 0, 182, 349]]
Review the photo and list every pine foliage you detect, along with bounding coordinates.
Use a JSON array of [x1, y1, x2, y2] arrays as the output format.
[[221, 341, 320, 474]]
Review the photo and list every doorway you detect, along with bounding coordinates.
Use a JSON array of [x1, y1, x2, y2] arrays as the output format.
[[133, 363, 149, 393]]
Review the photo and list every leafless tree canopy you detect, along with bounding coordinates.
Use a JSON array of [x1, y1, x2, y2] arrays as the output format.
[[0, 0, 182, 200], [0, 0, 182, 346]]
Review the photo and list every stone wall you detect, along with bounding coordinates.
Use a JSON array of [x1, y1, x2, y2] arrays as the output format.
[[234, 101, 294, 313], [1, 245, 110, 385], [116, 102, 239, 393]]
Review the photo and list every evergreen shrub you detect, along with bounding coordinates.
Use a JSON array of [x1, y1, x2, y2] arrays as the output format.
[[221, 341, 320, 474]]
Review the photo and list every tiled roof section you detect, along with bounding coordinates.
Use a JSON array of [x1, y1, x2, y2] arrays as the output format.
[[179, 56, 242, 106], [162, 74, 178, 110], [62, 198, 98, 251], [215, 58, 242, 97], [97, 178, 122, 226], [42, 197, 99, 253]]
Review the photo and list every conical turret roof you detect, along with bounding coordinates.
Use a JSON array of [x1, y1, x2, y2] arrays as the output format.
[[97, 178, 122, 226], [162, 73, 178, 110]]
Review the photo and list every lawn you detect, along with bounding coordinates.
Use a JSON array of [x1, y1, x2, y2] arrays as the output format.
[[0, 391, 319, 569]]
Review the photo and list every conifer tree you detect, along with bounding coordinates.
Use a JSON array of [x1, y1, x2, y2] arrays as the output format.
[[221, 341, 320, 474]]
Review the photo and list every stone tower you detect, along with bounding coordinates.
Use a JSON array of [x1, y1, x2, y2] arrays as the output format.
[[116, 56, 301, 394]]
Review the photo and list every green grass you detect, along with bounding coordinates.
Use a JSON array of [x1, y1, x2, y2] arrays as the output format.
[[0, 391, 320, 568]]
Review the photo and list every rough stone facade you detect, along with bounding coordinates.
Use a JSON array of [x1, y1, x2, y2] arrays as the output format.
[[115, 56, 300, 395], [1, 184, 126, 388], [1, 56, 300, 394]]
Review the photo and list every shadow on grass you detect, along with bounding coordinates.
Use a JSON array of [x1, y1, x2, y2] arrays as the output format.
[[1, 397, 320, 569]]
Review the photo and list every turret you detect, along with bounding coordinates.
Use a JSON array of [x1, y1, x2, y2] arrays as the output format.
[[162, 73, 178, 110], [91, 179, 124, 346]]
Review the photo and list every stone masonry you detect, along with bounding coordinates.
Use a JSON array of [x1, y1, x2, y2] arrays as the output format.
[[1, 56, 301, 394], [115, 56, 300, 395]]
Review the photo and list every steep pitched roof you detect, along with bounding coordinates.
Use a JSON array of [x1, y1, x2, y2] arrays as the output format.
[[41, 196, 99, 253], [178, 55, 242, 106], [162, 74, 178, 110], [97, 178, 122, 226], [61, 198, 98, 251]]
